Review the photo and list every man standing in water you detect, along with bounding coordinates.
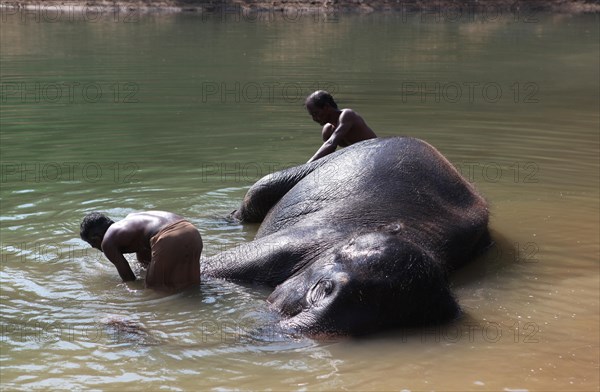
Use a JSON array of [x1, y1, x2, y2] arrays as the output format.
[[305, 90, 377, 163], [80, 211, 202, 290]]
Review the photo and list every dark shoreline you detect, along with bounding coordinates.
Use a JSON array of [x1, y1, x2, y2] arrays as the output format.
[[1, 0, 599, 14]]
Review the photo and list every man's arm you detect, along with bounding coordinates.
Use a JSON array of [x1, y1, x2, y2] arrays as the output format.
[[102, 241, 136, 281], [307, 112, 354, 163]]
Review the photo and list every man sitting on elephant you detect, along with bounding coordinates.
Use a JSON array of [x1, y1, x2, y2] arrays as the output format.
[[305, 90, 377, 163]]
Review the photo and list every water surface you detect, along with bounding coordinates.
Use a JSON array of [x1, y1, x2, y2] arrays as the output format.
[[1, 11, 598, 391]]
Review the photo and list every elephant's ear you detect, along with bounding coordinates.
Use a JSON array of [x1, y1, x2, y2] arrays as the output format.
[[234, 158, 331, 223]]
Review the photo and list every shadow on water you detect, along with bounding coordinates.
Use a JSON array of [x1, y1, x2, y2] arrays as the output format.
[[451, 228, 519, 287]]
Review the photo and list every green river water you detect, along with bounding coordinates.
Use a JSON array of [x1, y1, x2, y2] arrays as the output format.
[[1, 9, 598, 391]]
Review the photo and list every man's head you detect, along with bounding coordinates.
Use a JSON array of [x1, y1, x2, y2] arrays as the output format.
[[305, 90, 338, 126], [80, 212, 114, 250]]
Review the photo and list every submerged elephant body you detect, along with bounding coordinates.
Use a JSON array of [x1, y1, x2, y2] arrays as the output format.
[[202, 137, 490, 335]]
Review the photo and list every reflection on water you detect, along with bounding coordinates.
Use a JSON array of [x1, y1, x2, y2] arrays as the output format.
[[1, 11, 598, 391]]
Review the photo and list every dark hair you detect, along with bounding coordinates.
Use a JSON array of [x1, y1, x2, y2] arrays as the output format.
[[305, 90, 338, 110], [80, 212, 114, 242]]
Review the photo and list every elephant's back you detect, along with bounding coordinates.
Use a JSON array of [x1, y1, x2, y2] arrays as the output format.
[[257, 137, 488, 239]]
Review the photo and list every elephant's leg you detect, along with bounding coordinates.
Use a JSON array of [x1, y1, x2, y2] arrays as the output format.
[[233, 156, 334, 223], [201, 227, 340, 286], [201, 237, 298, 285]]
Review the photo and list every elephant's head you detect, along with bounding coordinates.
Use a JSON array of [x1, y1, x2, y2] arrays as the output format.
[[267, 230, 460, 335]]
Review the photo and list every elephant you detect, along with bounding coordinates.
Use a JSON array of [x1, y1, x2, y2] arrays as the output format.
[[201, 137, 491, 335]]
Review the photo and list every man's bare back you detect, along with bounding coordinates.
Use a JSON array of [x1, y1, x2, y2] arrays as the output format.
[[103, 211, 183, 266], [305, 91, 377, 163], [320, 109, 376, 147]]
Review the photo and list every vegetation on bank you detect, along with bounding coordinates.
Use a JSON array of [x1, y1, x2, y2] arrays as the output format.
[[1, 0, 599, 13]]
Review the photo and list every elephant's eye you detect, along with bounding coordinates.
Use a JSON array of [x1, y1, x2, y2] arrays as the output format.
[[308, 279, 334, 305]]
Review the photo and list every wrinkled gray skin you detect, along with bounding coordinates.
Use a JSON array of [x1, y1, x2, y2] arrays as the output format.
[[202, 137, 490, 335]]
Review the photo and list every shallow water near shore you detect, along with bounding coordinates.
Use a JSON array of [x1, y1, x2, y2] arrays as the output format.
[[1, 11, 599, 391]]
